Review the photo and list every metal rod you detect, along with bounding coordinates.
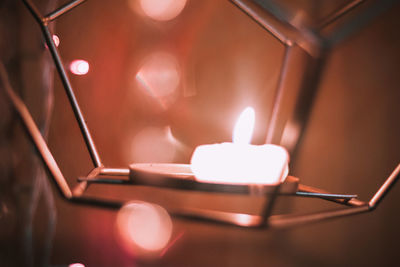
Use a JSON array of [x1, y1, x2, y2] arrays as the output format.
[[369, 163, 400, 209], [230, 0, 322, 57], [229, 0, 290, 45], [295, 191, 357, 200], [260, 184, 281, 226], [298, 184, 366, 206], [78, 174, 363, 205], [0, 63, 73, 199], [43, 26, 102, 167], [22, 0, 44, 24], [175, 208, 264, 228], [268, 205, 370, 228], [72, 167, 102, 197], [280, 52, 327, 157], [22, 0, 103, 168], [100, 168, 130, 176], [79, 175, 287, 195], [77, 177, 130, 184], [326, 0, 397, 47], [77, 174, 362, 203], [265, 45, 291, 144], [318, 0, 365, 29], [44, 0, 87, 23]]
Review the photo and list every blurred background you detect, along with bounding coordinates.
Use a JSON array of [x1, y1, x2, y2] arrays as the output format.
[[1, 0, 400, 266]]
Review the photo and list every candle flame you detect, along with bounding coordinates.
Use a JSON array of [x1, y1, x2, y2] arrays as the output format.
[[233, 107, 255, 144]]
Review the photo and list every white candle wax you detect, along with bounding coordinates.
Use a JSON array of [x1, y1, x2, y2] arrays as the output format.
[[191, 143, 288, 185], [190, 107, 289, 185]]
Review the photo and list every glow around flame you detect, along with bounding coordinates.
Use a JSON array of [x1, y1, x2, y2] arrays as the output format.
[[232, 107, 255, 144]]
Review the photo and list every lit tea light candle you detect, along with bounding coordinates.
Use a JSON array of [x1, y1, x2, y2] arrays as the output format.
[[190, 107, 289, 185]]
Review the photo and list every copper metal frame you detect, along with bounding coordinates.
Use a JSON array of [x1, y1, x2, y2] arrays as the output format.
[[1, 0, 398, 228]]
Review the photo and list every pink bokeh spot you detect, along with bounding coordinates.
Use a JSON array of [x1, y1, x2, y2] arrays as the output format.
[[139, 0, 187, 21], [70, 59, 89, 75], [52, 35, 60, 47], [115, 201, 172, 254]]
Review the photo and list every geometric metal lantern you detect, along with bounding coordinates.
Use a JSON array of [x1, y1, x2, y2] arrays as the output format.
[[2, 0, 399, 229]]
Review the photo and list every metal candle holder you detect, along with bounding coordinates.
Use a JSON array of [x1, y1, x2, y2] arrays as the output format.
[[2, 0, 399, 228]]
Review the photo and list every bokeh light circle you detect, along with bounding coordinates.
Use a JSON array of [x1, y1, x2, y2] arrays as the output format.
[[136, 52, 180, 100], [139, 0, 187, 21], [70, 59, 89, 75], [115, 201, 173, 254], [52, 35, 60, 47]]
